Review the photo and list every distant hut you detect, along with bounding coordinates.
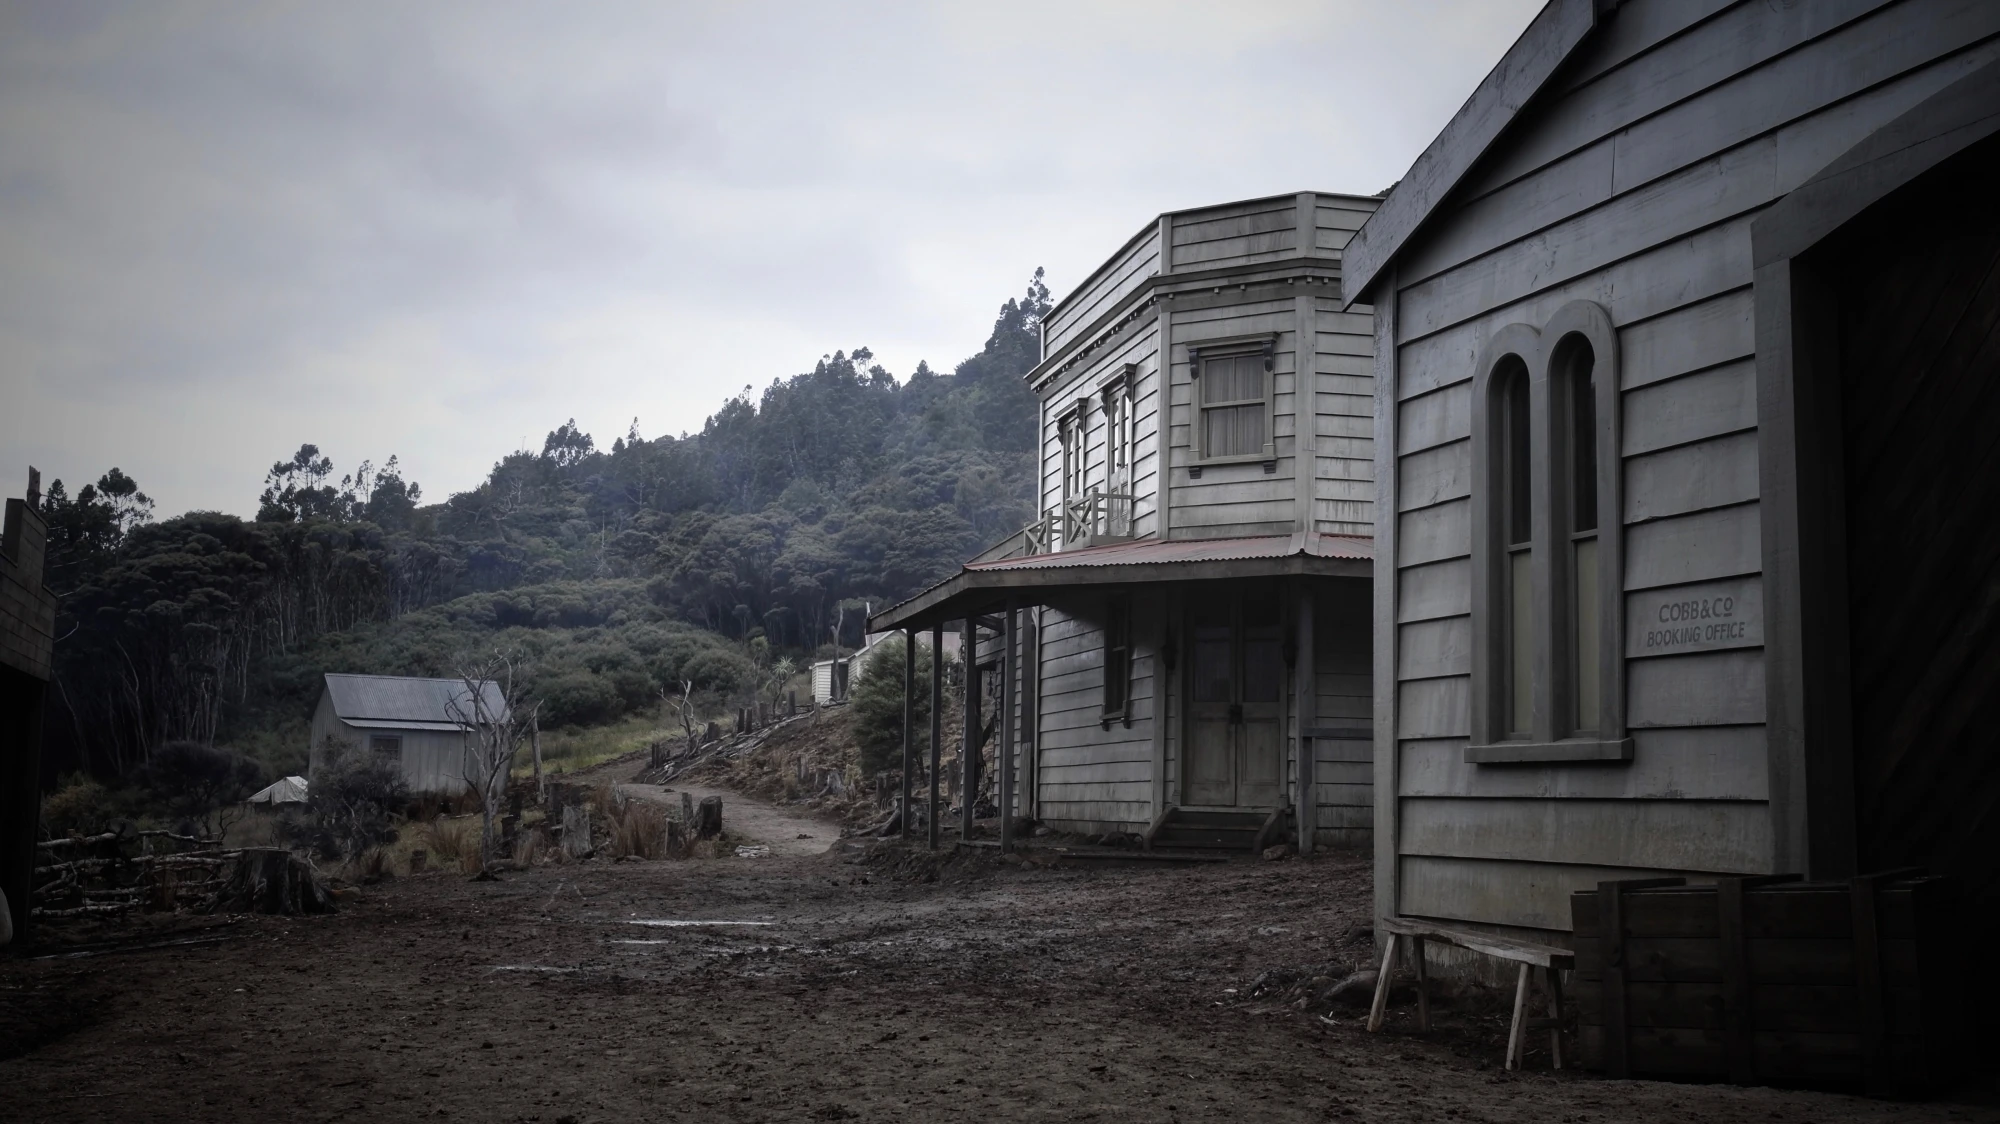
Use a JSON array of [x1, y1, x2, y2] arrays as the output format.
[[309, 673, 508, 794]]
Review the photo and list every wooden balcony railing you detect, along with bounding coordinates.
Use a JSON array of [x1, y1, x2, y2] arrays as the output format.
[[1024, 491, 1135, 556]]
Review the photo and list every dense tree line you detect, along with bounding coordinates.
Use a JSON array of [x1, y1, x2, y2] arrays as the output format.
[[40, 273, 1050, 778]]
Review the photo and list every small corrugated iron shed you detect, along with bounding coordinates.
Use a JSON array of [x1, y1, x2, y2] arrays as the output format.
[[310, 673, 510, 794]]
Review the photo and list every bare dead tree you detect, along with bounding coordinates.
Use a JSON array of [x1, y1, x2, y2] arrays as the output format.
[[662, 677, 699, 757], [447, 651, 541, 871]]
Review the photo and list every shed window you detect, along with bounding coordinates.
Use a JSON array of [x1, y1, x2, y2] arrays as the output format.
[[369, 734, 403, 762], [1102, 594, 1131, 726]]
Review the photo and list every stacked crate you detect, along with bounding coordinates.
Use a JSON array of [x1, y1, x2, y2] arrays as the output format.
[[1570, 874, 1960, 1094]]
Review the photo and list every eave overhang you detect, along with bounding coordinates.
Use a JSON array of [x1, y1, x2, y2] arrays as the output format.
[[868, 533, 1374, 633]]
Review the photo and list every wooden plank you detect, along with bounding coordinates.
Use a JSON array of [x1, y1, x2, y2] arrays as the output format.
[[1625, 430, 1761, 523], [1396, 382, 1470, 455], [1396, 558, 1470, 623], [1628, 648, 1766, 728], [1572, 883, 1935, 942], [1036, 759, 1155, 784], [1568, 980, 1926, 1036], [1397, 854, 1686, 934], [1398, 438, 1469, 511], [1609, 2, 2000, 194], [1621, 360, 1757, 457], [1395, 676, 1468, 740], [1399, 138, 1616, 286], [1572, 937, 1922, 987], [1397, 212, 1757, 396], [1398, 726, 1769, 802], [1623, 502, 1761, 591], [1396, 498, 1469, 567], [1618, 289, 1756, 391], [1399, 797, 1772, 873], [1467, 0, 1891, 195], [1396, 616, 1470, 681]]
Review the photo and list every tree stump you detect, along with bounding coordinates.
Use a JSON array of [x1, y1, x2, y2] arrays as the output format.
[[693, 796, 723, 840], [214, 849, 334, 915], [664, 818, 688, 859], [561, 805, 593, 859], [680, 792, 695, 827], [409, 849, 428, 874]]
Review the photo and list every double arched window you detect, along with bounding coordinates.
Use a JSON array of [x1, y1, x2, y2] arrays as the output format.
[[1468, 301, 1630, 763]]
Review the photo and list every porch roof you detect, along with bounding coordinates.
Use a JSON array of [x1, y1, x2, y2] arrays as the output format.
[[867, 533, 1373, 632]]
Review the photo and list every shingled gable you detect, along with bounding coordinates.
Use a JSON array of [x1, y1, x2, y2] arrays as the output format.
[[1340, 0, 1603, 306]]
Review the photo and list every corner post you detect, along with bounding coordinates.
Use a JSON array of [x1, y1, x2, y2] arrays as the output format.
[[1295, 582, 1316, 854], [961, 616, 979, 842], [928, 621, 943, 851], [901, 627, 915, 840], [999, 600, 1018, 853]]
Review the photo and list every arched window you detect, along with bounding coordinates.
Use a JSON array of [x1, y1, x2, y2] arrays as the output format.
[[1498, 356, 1534, 737], [1467, 303, 1627, 763], [1557, 336, 1600, 735]]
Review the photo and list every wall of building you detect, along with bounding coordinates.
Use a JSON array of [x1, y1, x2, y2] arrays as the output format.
[[1376, 0, 2000, 938]]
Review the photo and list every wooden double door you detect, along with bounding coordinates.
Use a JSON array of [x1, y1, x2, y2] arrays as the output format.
[[1183, 584, 1286, 809]]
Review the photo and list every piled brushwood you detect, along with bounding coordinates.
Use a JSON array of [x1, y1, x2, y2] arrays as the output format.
[[1571, 873, 1961, 1095], [31, 830, 334, 918]]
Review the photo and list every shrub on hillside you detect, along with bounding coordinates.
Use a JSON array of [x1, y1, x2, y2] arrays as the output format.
[[282, 739, 408, 860], [850, 636, 941, 776], [133, 740, 265, 837]]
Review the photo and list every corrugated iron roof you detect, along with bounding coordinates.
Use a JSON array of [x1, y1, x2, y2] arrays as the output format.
[[966, 532, 1373, 572], [323, 673, 509, 726]]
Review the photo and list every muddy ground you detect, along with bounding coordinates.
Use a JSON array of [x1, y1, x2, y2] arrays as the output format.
[[4, 791, 1996, 1124]]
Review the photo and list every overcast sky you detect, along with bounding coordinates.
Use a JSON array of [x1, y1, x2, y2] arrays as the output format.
[[0, 0, 1542, 517]]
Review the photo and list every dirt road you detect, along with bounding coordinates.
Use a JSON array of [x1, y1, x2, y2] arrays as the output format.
[[2, 830, 1990, 1123]]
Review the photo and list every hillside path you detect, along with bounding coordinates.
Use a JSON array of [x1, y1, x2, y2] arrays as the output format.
[[576, 753, 841, 857]]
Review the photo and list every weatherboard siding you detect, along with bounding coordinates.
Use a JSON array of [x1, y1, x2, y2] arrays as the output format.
[[1375, 0, 2000, 939]]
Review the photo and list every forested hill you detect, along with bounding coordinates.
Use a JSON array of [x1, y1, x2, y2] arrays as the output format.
[[39, 272, 1051, 777]]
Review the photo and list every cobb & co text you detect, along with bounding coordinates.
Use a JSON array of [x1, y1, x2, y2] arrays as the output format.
[[1645, 595, 1748, 650]]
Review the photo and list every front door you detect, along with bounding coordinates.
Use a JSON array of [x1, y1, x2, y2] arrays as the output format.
[[1184, 585, 1286, 808]]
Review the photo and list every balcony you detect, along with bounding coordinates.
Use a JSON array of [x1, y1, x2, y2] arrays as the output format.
[[1025, 491, 1135, 556]]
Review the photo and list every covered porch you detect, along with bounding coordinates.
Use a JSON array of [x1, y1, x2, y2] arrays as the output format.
[[866, 532, 1373, 855]]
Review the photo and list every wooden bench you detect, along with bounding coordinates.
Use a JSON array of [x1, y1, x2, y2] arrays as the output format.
[[1366, 916, 1575, 1071]]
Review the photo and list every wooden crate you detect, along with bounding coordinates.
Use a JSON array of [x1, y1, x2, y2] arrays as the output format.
[[1569, 874, 1961, 1094]]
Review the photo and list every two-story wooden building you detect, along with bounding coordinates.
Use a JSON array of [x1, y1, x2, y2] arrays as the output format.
[[871, 191, 1382, 853], [1348, 0, 2000, 945]]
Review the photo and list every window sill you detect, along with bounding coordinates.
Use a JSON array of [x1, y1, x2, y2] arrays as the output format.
[[1465, 737, 1633, 764]]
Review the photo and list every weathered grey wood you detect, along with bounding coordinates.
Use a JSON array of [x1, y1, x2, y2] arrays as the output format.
[[998, 601, 1017, 852], [1395, 499, 1469, 567], [929, 621, 942, 851], [901, 626, 915, 841], [1628, 649, 1766, 728], [1622, 502, 1761, 591], [1397, 855, 1700, 934], [1622, 361, 1758, 456], [1396, 616, 1470, 681], [1618, 289, 1756, 391], [1399, 725, 1768, 803], [1396, 676, 1469, 740], [1624, 430, 1761, 523], [1398, 796, 1772, 873], [1395, 382, 1469, 454], [1398, 439, 1469, 511], [1396, 559, 1470, 623]]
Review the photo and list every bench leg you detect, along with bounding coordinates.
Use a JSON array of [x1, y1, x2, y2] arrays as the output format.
[[1545, 966, 1565, 1070], [1366, 934, 1399, 1032], [1413, 936, 1430, 1032], [1506, 963, 1530, 1071]]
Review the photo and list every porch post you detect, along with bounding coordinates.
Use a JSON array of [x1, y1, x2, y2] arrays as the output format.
[[999, 599, 1018, 854], [1295, 583, 1317, 855], [929, 621, 944, 850], [901, 626, 915, 840], [961, 615, 979, 842]]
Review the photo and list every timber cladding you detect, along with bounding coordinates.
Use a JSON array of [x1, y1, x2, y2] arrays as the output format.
[[1360, 0, 2000, 943], [1569, 877, 1963, 1093]]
